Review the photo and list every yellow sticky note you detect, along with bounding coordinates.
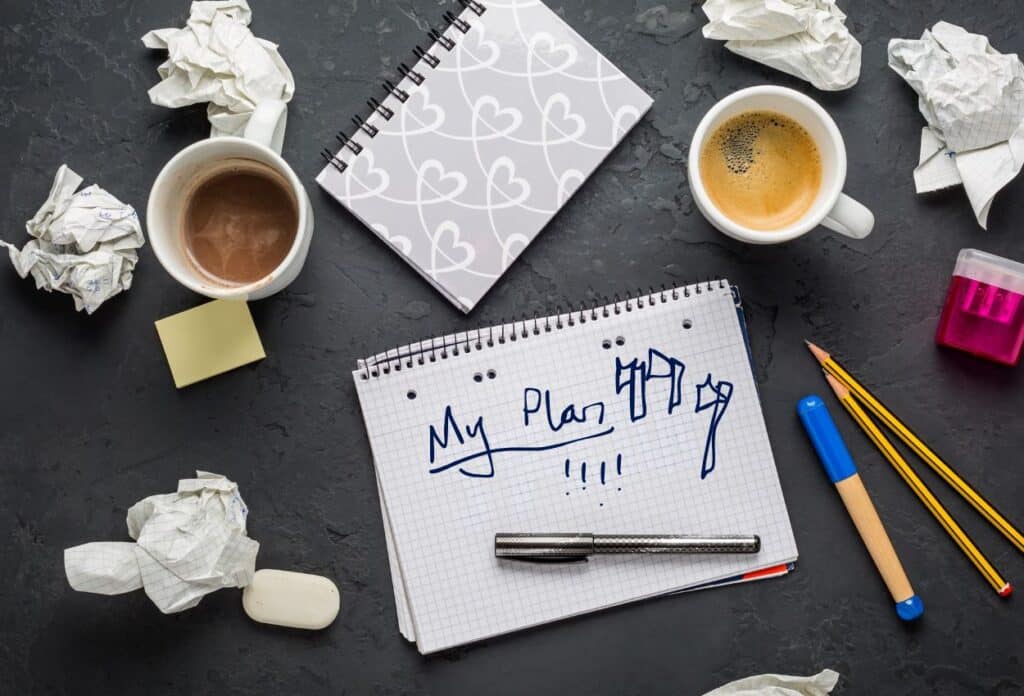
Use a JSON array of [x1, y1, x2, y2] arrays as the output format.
[[155, 299, 266, 388]]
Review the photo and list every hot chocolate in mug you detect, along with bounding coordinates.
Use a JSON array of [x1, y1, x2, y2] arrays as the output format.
[[148, 100, 314, 299]]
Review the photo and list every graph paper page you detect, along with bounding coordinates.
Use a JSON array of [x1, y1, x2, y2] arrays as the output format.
[[355, 282, 797, 653]]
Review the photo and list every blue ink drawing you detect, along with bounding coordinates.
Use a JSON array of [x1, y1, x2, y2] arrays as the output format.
[[695, 374, 733, 479], [523, 388, 605, 431], [429, 405, 615, 478], [564, 454, 623, 494], [428, 405, 495, 478], [428, 351, 732, 486], [614, 349, 686, 422]]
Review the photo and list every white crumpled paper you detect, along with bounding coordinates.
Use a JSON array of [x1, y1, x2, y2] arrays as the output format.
[[143, 0, 294, 139], [65, 471, 259, 614], [702, 0, 861, 91], [703, 669, 840, 696], [1, 165, 144, 314], [889, 21, 1024, 228]]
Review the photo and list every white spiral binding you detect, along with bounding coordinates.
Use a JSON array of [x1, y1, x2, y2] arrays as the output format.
[[358, 279, 729, 380]]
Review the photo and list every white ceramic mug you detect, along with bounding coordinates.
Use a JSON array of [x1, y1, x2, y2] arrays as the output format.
[[148, 100, 314, 299], [688, 85, 873, 245]]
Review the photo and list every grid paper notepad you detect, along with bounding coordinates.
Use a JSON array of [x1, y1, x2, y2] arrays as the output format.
[[316, 0, 653, 313], [354, 281, 798, 653]]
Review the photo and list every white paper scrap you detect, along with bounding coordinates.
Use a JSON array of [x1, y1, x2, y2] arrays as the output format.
[[1, 165, 144, 314], [64, 471, 259, 614], [702, 669, 840, 696], [142, 0, 295, 139], [914, 127, 961, 193], [890, 22, 1024, 228], [701, 0, 861, 91]]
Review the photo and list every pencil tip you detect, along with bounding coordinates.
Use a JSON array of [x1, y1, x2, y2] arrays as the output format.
[[825, 373, 849, 399], [805, 340, 828, 364]]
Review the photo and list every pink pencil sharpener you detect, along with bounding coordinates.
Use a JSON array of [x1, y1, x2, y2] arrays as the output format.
[[936, 249, 1024, 366]]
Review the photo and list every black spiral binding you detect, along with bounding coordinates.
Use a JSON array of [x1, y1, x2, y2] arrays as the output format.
[[358, 280, 730, 380], [320, 0, 486, 174]]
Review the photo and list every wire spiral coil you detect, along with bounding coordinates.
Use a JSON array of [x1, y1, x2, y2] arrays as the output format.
[[358, 280, 730, 380], [320, 0, 486, 173]]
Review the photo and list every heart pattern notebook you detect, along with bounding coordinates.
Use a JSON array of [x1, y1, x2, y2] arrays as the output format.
[[316, 0, 653, 312]]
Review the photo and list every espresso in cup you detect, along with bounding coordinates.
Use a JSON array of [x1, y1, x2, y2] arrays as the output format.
[[698, 110, 822, 231], [182, 158, 299, 287]]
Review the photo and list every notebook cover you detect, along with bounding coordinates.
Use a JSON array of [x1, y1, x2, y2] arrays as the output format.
[[317, 0, 653, 312]]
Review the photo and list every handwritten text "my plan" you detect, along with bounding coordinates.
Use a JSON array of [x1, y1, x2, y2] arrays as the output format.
[[427, 347, 733, 481]]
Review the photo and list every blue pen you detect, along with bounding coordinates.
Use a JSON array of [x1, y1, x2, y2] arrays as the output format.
[[798, 394, 924, 622]]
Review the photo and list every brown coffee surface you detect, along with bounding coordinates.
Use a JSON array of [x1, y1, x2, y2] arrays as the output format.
[[182, 159, 298, 286], [699, 110, 822, 231]]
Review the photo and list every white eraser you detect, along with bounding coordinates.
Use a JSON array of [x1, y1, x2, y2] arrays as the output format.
[[242, 569, 340, 630]]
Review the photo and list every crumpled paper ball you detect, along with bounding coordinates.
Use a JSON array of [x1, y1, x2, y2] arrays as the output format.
[[142, 0, 295, 138], [889, 21, 1024, 228], [702, 669, 840, 696], [64, 471, 259, 614], [702, 0, 861, 91], [1, 164, 144, 314]]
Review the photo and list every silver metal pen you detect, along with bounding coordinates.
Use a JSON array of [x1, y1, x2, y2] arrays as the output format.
[[494, 533, 761, 561]]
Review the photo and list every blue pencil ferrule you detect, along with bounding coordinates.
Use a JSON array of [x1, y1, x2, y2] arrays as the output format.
[[797, 395, 857, 483]]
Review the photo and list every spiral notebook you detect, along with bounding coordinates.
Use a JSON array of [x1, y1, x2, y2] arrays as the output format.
[[354, 281, 798, 654], [316, 0, 653, 312]]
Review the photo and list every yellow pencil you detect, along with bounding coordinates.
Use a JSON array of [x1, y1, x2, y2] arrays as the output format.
[[806, 340, 1024, 555], [825, 374, 1012, 597]]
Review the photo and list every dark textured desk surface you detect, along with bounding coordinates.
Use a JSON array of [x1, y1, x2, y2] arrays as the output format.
[[2, 1, 1023, 694]]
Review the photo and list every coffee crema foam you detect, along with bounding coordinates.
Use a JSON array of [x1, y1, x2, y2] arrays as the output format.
[[699, 110, 822, 231]]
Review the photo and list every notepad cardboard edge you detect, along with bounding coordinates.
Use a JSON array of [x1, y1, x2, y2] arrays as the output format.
[[411, 555, 799, 655]]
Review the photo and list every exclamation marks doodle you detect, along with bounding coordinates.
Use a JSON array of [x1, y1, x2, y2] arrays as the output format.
[[564, 454, 623, 503], [599, 455, 624, 487]]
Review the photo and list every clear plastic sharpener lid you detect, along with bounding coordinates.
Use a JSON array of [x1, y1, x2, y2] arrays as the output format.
[[953, 249, 1024, 295]]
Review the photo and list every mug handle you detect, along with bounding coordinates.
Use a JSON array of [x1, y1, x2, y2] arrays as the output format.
[[243, 99, 288, 155], [822, 193, 874, 239]]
